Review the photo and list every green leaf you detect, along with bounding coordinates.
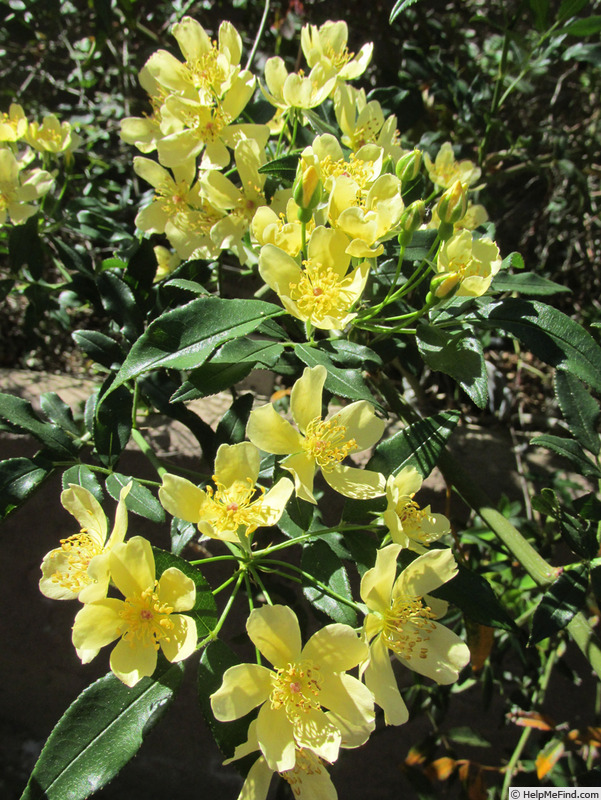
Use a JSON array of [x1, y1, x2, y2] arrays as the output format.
[[531, 434, 601, 478], [573, 492, 601, 522], [198, 640, 254, 762], [554, 371, 600, 455], [492, 272, 570, 296], [72, 329, 125, 370], [258, 151, 301, 179], [172, 339, 283, 403], [320, 340, 383, 369], [0, 455, 53, 520], [417, 324, 488, 408], [556, 508, 599, 560], [432, 562, 517, 631], [0, 393, 77, 458], [97, 270, 144, 342], [390, 0, 421, 23], [302, 108, 339, 137], [62, 465, 104, 502], [369, 411, 460, 478], [9, 215, 44, 278], [562, 14, 601, 35], [295, 343, 384, 410], [112, 298, 282, 390], [170, 517, 197, 556], [446, 726, 491, 747], [301, 539, 357, 626], [21, 660, 184, 800], [278, 495, 322, 541], [215, 393, 254, 451], [152, 548, 217, 636], [93, 377, 133, 468], [40, 392, 80, 436], [558, 0, 589, 24], [530, 564, 589, 644], [106, 474, 165, 523], [473, 299, 601, 392]]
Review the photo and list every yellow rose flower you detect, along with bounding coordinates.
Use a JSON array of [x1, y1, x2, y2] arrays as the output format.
[[210, 604, 374, 772], [262, 56, 337, 112], [0, 103, 28, 142], [224, 719, 338, 800], [360, 544, 470, 724], [434, 229, 502, 298], [40, 483, 131, 603], [0, 149, 54, 226], [159, 442, 294, 543], [382, 467, 450, 553], [334, 84, 404, 162], [26, 114, 81, 155], [247, 365, 386, 504], [153, 245, 181, 282], [424, 141, 481, 190], [258, 226, 370, 331], [301, 20, 373, 83], [251, 197, 306, 258], [72, 536, 197, 687]]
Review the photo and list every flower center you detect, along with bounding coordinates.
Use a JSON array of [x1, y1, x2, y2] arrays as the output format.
[[49, 530, 102, 592], [382, 596, 436, 661], [270, 660, 322, 719], [290, 261, 352, 323], [120, 582, 175, 650], [205, 477, 268, 535], [302, 416, 357, 471]]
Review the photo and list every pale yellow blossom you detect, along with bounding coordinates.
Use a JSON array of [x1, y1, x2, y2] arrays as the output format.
[[382, 467, 450, 553], [258, 226, 370, 331], [210, 604, 374, 771], [360, 544, 470, 724], [0, 148, 54, 226], [72, 536, 197, 687], [224, 720, 338, 800], [40, 483, 131, 603], [0, 104, 28, 142], [424, 142, 481, 190], [159, 442, 294, 543], [434, 229, 502, 298], [262, 57, 337, 113], [301, 20, 373, 83], [247, 365, 386, 504]]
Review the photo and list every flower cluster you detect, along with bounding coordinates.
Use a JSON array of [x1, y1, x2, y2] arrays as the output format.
[[0, 103, 80, 227], [40, 484, 198, 687]]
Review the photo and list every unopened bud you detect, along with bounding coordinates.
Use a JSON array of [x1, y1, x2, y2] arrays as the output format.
[[381, 156, 396, 175], [293, 164, 322, 219], [398, 200, 425, 246], [396, 149, 422, 185], [436, 179, 468, 226], [429, 272, 459, 301]]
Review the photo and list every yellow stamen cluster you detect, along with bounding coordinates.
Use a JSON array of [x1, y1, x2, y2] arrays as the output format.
[[206, 477, 268, 533], [382, 597, 436, 661], [270, 660, 322, 717], [188, 44, 229, 96], [325, 44, 354, 71], [320, 153, 374, 191], [281, 748, 325, 796], [290, 262, 351, 321], [49, 531, 101, 592], [120, 582, 175, 650], [302, 416, 357, 471]]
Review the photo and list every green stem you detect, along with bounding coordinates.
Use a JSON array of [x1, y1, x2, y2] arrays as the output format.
[[264, 559, 363, 613], [197, 572, 244, 649], [245, 0, 270, 71], [130, 428, 168, 479], [252, 524, 376, 558]]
